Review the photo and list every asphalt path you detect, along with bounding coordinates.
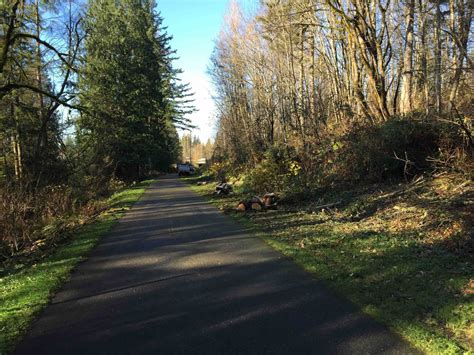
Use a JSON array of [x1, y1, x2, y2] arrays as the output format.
[[15, 177, 417, 354]]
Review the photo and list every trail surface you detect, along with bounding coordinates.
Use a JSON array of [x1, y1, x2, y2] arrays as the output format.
[[16, 177, 416, 354]]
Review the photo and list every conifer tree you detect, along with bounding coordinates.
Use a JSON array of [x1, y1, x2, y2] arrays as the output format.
[[79, 0, 193, 180]]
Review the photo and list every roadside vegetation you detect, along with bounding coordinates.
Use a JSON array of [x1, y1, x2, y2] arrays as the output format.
[[201, 1, 473, 353], [1, 2, 192, 261], [0, 180, 152, 353], [1, 1, 192, 260], [1, 1, 190, 352], [188, 173, 472, 354]]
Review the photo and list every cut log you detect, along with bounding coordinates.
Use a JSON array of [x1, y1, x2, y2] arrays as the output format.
[[251, 202, 262, 211], [263, 193, 276, 206], [236, 202, 247, 212]]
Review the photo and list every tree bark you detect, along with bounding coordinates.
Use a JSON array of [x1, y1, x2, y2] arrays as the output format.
[[400, 0, 415, 114], [434, 0, 443, 113]]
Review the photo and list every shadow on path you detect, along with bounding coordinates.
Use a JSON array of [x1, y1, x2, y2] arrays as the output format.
[[15, 176, 418, 355]]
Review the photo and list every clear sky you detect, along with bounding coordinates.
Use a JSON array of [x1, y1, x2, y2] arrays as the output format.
[[157, 0, 257, 142]]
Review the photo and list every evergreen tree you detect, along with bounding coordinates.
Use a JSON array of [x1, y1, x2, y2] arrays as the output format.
[[78, 0, 193, 180]]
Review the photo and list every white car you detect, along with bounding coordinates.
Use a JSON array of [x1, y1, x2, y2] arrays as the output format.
[[178, 163, 193, 176]]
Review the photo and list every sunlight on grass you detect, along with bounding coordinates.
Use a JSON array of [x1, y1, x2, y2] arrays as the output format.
[[0, 180, 154, 353], [188, 178, 473, 354]]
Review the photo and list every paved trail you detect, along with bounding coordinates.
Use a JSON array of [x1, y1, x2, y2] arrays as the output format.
[[16, 177, 416, 354]]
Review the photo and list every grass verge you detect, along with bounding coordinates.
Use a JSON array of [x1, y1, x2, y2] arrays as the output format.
[[187, 176, 473, 354], [0, 180, 153, 353]]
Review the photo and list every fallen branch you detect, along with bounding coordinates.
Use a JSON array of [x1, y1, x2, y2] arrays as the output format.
[[376, 176, 425, 200], [280, 201, 341, 213]]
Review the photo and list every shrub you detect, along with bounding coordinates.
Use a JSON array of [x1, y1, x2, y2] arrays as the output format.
[[0, 176, 126, 260], [243, 158, 284, 194], [242, 145, 308, 200], [328, 117, 468, 184], [209, 162, 228, 182], [0, 187, 36, 257], [232, 116, 471, 199]]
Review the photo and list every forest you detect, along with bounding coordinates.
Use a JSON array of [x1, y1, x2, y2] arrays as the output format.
[[200, 0, 473, 351], [1, 0, 192, 257], [179, 133, 214, 165], [211, 0, 472, 189]]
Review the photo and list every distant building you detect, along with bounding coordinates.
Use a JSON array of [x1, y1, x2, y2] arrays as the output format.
[[197, 158, 207, 167]]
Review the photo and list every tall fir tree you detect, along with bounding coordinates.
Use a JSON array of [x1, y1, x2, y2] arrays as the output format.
[[78, 0, 193, 180]]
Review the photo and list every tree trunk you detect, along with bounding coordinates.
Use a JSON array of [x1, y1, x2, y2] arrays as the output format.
[[400, 0, 415, 114], [11, 104, 22, 179], [434, 0, 443, 113], [417, 0, 430, 114], [448, 0, 472, 111], [34, 0, 47, 164]]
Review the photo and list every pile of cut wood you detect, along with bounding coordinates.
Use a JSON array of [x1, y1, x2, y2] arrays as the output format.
[[215, 183, 233, 195], [237, 193, 277, 212]]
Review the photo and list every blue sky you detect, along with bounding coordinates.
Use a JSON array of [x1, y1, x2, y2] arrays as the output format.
[[157, 0, 258, 141]]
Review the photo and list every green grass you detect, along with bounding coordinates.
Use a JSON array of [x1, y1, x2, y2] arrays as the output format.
[[0, 180, 153, 353], [188, 177, 473, 354]]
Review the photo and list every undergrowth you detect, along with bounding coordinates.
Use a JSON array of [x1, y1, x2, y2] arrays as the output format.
[[0, 180, 153, 354]]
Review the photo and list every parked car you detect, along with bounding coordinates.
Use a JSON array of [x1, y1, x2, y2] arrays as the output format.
[[178, 163, 191, 177], [178, 163, 197, 176]]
